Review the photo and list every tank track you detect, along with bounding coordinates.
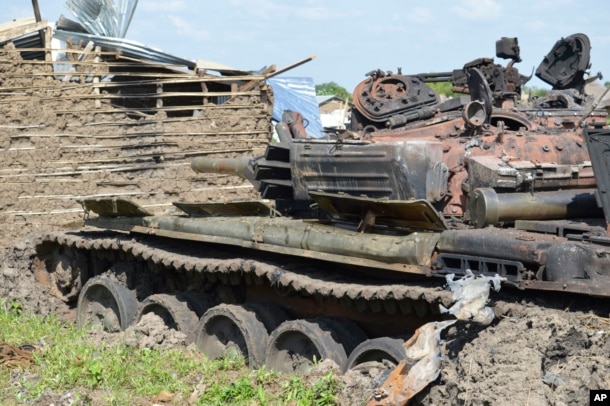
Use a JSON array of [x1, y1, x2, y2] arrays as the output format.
[[19, 228, 461, 373], [37, 228, 454, 315]]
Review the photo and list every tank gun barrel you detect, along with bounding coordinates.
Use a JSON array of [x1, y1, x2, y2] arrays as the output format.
[[414, 71, 456, 83], [191, 156, 255, 180]]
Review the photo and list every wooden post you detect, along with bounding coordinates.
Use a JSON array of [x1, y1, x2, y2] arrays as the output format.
[[93, 46, 101, 109], [44, 26, 52, 62], [200, 81, 208, 105], [156, 83, 163, 109]]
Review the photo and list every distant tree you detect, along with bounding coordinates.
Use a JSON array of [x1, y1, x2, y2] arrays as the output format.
[[523, 86, 548, 98], [428, 82, 460, 98], [605, 81, 610, 88], [315, 82, 352, 102]]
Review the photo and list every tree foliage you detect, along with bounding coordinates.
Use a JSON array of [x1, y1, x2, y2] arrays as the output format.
[[428, 82, 460, 98], [315, 82, 352, 102], [522, 86, 548, 98]]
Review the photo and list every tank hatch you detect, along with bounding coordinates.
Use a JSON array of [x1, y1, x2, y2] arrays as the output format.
[[535, 33, 591, 92]]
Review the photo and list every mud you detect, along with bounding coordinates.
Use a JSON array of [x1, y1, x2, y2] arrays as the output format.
[[416, 299, 610, 405]]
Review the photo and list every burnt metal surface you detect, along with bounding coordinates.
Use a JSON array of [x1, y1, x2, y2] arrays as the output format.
[[290, 140, 448, 203], [352, 70, 439, 124], [469, 188, 602, 227], [583, 128, 610, 228], [309, 191, 447, 231], [536, 33, 591, 92], [173, 200, 277, 217], [437, 228, 559, 266], [80, 198, 152, 217]]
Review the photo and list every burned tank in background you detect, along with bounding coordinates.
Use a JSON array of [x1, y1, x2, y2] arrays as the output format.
[[29, 33, 610, 379], [189, 33, 610, 293]]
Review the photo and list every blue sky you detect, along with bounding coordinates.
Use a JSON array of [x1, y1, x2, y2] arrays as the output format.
[[3, 0, 610, 92]]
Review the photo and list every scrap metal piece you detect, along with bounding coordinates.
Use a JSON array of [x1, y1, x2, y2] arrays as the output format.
[[0, 343, 40, 367], [367, 320, 456, 406], [367, 272, 502, 405]]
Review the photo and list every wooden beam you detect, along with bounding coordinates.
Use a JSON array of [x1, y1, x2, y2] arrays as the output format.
[[94, 46, 101, 108], [0, 20, 49, 43], [238, 65, 276, 92]]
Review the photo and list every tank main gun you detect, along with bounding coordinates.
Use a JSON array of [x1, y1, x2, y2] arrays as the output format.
[[191, 156, 255, 180]]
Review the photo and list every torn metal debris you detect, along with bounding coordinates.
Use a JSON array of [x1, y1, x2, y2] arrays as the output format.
[[64, 0, 138, 38], [367, 320, 457, 406]]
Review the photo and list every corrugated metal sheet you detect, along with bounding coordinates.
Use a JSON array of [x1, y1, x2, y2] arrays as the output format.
[[268, 77, 323, 138], [53, 29, 196, 69], [64, 0, 138, 38]]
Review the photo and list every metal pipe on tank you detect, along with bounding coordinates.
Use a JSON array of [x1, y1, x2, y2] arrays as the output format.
[[151, 215, 440, 266], [469, 188, 603, 228]]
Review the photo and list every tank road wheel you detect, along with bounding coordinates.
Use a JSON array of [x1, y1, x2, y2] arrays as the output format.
[[134, 294, 200, 342], [196, 303, 283, 368], [265, 319, 353, 373], [76, 276, 137, 332], [344, 337, 406, 373]]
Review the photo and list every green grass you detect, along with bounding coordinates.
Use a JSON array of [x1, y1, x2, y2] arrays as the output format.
[[0, 299, 340, 405]]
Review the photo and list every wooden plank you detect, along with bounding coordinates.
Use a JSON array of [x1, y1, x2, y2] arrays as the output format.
[[9, 130, 269, 139], [156, 83, 163, 109], [53, 104, 267, 114], [0, 77, 247, 92], [237, 54, 316, 93], [0, 19, 49, 43], [73, 109, 267, 125], [44, 26, 52, 62], [94, 45, 101, 108], [0, 71, 265, 81], [0, 46, 119, 56], [238, 65, 276, 92]]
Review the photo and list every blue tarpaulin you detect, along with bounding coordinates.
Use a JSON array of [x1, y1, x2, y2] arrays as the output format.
[[267, 77, 323, 138]]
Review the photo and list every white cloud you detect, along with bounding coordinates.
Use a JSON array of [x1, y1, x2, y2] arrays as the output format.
[[227, 0, 332, 21], [168, 15, 210, 41], [451, 0, 502, 21], [139, 1, 187, 13], [407, 7, 434, 24]]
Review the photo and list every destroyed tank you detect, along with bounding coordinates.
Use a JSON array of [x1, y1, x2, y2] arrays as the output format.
[[25, 34, 610, 384]]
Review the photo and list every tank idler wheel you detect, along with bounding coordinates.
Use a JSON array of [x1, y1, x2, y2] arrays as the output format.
[[76, 276, 137, 332], [265, 318, 352, 373], [344, 337, 406, 373], [134, 294, 201, 343], [196, 303, 280, 368]]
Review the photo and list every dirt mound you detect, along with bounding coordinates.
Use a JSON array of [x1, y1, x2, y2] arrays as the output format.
[[416, 299, 610, 405]]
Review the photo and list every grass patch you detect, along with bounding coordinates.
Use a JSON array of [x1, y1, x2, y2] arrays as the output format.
[[0, 299, 341, 405]]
